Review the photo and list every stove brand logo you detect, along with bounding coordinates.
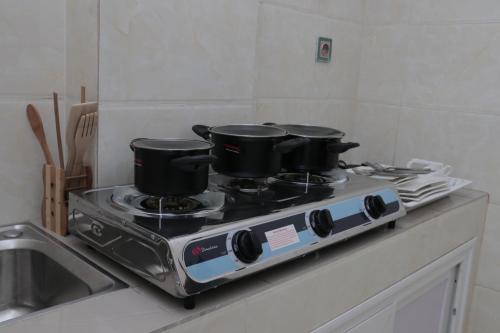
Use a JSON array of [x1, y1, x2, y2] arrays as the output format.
[[191, 246, 202, 256], [191, 245, 219, 256]]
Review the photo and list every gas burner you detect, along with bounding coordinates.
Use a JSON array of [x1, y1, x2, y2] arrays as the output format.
[[110, 186, 225, 218], [140, 196, 203, 213], [228, 178, 269, 193]]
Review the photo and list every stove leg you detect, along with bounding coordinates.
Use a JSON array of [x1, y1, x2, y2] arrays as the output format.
[[387, 221, 396, 229], [184, 296, 196, 310]]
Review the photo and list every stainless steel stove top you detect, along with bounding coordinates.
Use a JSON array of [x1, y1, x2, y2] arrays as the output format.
[[68, 173, 406, 308]]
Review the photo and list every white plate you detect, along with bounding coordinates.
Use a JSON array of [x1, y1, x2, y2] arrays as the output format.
[[403, 177, 472, 210]]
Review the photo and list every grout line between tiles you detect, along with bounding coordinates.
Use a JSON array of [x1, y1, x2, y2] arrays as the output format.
[[261, 1, 363, 25], [365, 19, 500, 28], [474, 284, 500, 295]]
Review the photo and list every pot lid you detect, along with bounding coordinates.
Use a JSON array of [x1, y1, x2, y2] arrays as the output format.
[[274, 124, 345, 139], [131, 138, 213, 151], [209, 124, 287, 138]]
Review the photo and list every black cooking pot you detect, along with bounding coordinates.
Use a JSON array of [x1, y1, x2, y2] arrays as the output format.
[[268, 124, 359, 173], [130, 138, 216, 197], [192, 124, 310, 178]]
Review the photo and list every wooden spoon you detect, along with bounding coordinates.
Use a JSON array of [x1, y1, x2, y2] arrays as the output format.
[[53, 92, 64, 169], [26, 104, 54, 165]]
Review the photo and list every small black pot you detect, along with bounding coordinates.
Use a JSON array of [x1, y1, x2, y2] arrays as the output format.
[[130, 138, 216, 197], [192, 124, 309, 178], [269, 124, 359, 173]]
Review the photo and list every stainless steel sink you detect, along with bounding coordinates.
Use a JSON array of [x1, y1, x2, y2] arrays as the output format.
[[0, 223, 125, 324]]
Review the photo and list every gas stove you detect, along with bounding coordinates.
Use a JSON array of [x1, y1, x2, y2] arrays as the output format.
[[68, 172, 406, 308]]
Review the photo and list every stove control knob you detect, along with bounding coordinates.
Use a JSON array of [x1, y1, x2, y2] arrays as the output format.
[[364, 195, 387, 219], [232, 230, 263, 264], [310, 209, 334, 238]]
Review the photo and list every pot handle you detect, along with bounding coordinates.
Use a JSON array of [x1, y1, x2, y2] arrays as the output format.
[[170, 155, 217, 172], [129, 138, 149, 151], [327, 142, 360, 154], [274, 137, 311, 154], [192, 125, 211, 140]]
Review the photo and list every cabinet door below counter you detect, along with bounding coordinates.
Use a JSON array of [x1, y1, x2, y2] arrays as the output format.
[[312, 239, 476, 333]]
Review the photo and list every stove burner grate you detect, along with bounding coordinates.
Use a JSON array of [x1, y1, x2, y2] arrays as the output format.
[[227, 178, 269, 193], [110, 186, 225, 218], [140, 196, 203, 213]]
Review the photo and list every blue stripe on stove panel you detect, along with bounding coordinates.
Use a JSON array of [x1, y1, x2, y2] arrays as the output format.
[[186, 255, 238, 282], [186, 189, 400, 282], [186, 230, 314, 282], [327, 188, 399, 220]]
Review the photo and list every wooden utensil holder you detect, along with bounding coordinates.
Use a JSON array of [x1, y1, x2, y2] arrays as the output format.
[[42, 164, 92, 235]]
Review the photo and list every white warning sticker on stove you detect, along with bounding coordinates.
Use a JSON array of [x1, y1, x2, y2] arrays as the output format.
[[265, 225, 300, 251]]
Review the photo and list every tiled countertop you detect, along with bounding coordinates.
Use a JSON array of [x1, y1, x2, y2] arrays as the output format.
[[0, 189, 488, 333]]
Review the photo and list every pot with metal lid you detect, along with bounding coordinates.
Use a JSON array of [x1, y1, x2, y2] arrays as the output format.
[[267, 124, 359, 173], [192, 124, 310, 178], [130, 138, 216, 197]]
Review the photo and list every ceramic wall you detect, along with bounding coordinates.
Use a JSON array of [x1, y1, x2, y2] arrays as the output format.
[[354, 1, 500, 332], [97, 0, 363, 186], [0, 0, 65, 225]]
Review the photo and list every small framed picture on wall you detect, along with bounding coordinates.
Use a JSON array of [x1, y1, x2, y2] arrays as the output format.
[[316, 37, 332, 63]]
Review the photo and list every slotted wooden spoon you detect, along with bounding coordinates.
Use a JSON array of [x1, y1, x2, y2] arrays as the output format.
[[70, 112, 98, 186]]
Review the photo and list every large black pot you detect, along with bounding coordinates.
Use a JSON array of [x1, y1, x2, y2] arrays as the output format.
[[270, 124, 359, 173], [192, 124, 309, 178], [130, 138, 216, 197]]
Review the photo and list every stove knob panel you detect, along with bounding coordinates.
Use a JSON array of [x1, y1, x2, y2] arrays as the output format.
[[310, 209, 334, 237], [364, 195, 387, 219], [232, 230, 263, 264]]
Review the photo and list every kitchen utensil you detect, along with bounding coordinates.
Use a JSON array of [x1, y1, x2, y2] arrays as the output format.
[[26, 104, 54, 165], [52, 92, 64, 169], [130, 138, 216, 197], [192, 124, 309, 178], [70, 113, 98, 183], [80, 86, 86, 103], [269, 124, 359, 173], [364, 162, 431, 175], [406, 159, 453, 177], [66, 102, 98, 176], [351, 167, 417, 179]]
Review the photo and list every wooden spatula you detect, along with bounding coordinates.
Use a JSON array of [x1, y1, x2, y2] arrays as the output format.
[[26, 104, 54, 165], [66, 102, 98, 176]]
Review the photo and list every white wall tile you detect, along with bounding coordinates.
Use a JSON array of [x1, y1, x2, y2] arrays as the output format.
[[349, 103, 400, 165], [357, 24, 408, 104], [256, 4, 362, 100], [97, 103, 255, 186], [394, 108, 500, 204], [66, 0, 99, 101], [364, 0, 410, 25], [404, 24, 500, 113], [0, 0, 65, 97], [477, 204, 500, 292], [468, 286, 500, 333], [411, 0, 500, 24], [99, 0, 258, 102], [255, 99, 354, 133], [0, 101, 61, 225]]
